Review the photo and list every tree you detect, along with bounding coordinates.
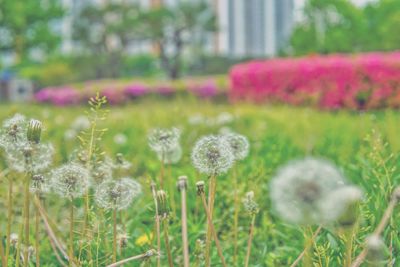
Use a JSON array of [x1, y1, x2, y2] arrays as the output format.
[[142, 2, 217, 79], [0, 0, 64, 64], [72, 2, 146, 78]]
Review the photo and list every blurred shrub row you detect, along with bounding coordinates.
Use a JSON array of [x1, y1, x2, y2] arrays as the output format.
[[230, 52, 400, 109]]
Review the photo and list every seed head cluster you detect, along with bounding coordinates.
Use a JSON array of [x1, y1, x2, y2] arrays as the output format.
[[95, 178, 141, 210]]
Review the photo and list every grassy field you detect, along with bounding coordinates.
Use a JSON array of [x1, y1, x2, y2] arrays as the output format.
[[0, 99, 399, 266]]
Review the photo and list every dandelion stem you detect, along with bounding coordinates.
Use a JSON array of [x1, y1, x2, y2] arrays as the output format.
[[244, 214, 256, 267], [112, 208, 117, 263], [0, 229, 6, 267], [178, 176, 190, 267], [199, 189, 227, 267], [233, 166, 239, 266], [160, 152, 165, 188], [162, 220, 174, 267], [35, 193, 41, 267], [23, 173, 31, 267], [344, 227, 355, 267], [205, 174, 216, 267], [351, 187, 400, 267], [106, 249, 158, 267], [69, 199, 75, 267], [6, 177, 13, 261], [151, 182, 161, 267], [290, 226, 322, 267]]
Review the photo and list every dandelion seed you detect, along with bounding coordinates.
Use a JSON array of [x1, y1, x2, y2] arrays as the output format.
[[95, 178, 141, 210], [270, 157, 346, 225], [222, 132, 250, 160], [148, 127, 180, 153], [157, 145, 182, 164], [50, 163, 90, 199], [191, 135, 235, 175]]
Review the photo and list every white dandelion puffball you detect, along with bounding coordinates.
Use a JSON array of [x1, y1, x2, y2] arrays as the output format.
[[50, 163, 90, 199], [270, 157, 346, 225], [0, 114, 27, 149], [30, 174, 50, 194], [222, 132, 250, 160], [95, 178, 141, 210], [91, 162, 113, 185], [114, 133, 128, 145], [148, 127, 180, 152], [71, 115, 90, 131], [157, 145, 182, 164], [6, 142, 54, 173], [191, 135, 235, 176], [321, 185, 363, 224]]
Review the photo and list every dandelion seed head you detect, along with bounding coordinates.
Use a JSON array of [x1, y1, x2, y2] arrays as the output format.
[[365, 235, 387, 264], [270, 157, 346, 225], [95, 178, 141, 210], [0, 114, 27, 149], [148, 127, 180, 153], [117, 232, 129, 249], [222, 132, 250, 160], [10, 233, 18, 247], [6, 142, 54, 173], [91, 162, 113, 185], [71, 115, 90, 131], [113, 133, 127, 145], [157, 145, 182, 164], [321, 185, 363, 225], [50, 163, 90, 199], [191, 135, 235, 175], [242, 191, 259, 215], [30, 174, 50, 194]]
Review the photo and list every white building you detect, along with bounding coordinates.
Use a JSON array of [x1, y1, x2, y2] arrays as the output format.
[[60, 0, 295, 58]]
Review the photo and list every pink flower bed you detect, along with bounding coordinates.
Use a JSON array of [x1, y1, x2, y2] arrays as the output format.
[[229, 52, 400, 109]]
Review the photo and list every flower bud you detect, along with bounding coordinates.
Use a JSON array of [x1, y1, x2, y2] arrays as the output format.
[[156, 190, 169, 218], [177, 176, 188, 191], [365, 235, 388, 266], [196, 181, 205, 195], [27, 119, 42, 144]]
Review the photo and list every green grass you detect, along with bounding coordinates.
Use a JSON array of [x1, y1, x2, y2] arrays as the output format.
[[0, 99, 399, 266]]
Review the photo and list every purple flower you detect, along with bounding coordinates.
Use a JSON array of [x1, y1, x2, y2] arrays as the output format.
[[51, 87, 81, 106], [35, 88, 54, 102], [124, 84, 148, 98], [100, 87, 125, 105], [156, 86, 174, 96], [189, 82, 218, 99]]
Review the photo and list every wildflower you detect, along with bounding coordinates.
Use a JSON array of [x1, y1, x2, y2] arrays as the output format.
[[113, 133, 127, 145], [6, 142, 54, 173], [148, 127, 180, 153], [321, 185, 363, 226], [191, 135, 235, 176], [157, 145, 182, 164], [135, 233, 153, 246], [50, 163, 90, 199], [270, 157, 346, 225], [222, 132, 250, 160], [30, 174, 50, 194], [242, 191, 259, 215], [0, 114, 27, 149], [95, 178, 141, 210], [26, 119, 42, 144]]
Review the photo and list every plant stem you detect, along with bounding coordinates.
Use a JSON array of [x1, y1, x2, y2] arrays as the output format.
[[199, 190, 227, 267], [150, 182, 161, 267], [69, 200, 75, 267], [163, 220, 174, 267], [290, 226, 322, 267], [205, 174, 216, 267], [35, 193, 40, 267], [160, 152, 165, 188], [6, 178, 13, 261], [233, 166, 239, 266], [178, 177, 189, 267], [0, 229, 6, 267], [106, 249, 158, 267], [344, 227, 355, 267], [23, 174, 31, 267], [112, 208, 117, 263], [244, 214, 256, 267]]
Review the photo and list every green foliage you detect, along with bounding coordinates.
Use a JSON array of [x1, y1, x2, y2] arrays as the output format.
[[291, 0, 400, 55], [0, 100, 399, 266], [0, 0, 64, 62]]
